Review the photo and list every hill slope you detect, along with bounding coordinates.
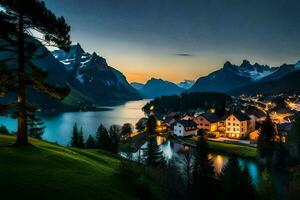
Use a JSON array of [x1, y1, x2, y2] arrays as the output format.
[[0, 134, 158, 200]]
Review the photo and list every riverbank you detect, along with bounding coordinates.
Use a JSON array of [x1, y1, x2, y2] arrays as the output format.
[[177, 136, 257, 159], [0, 134, 159, 200]]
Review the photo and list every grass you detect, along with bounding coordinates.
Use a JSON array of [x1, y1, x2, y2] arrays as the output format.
[[183, 136, 257, 159], [0, 134, 159, 200]]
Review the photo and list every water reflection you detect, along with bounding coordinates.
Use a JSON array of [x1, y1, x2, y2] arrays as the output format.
[[0, 100, 149, 146], [131, 137, 259, 184]]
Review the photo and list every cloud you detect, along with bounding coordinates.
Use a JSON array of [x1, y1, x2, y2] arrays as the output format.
[[175, 53, 193, 57]]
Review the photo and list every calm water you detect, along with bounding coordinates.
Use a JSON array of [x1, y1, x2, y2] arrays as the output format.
[[0, 99, 260, 184], [0, 99, 149, 146], [131, 136, 260, 185]]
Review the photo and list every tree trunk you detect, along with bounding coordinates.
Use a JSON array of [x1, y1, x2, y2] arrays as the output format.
[[16, 14, 28, 145]]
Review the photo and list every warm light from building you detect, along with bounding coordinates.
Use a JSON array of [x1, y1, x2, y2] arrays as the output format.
[[150, 105, 154, 111], [157, 120, 161, 126], [210, 108, 216, 113]]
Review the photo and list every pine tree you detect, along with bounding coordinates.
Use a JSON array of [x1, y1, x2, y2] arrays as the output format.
[[0, 0, 71, 145], [78, 127, 84, 148], [27, 112, 45, 139], [96, 124, 112, 151], [71, 123, 79, 147], [220, 155, 242, 199], [146, 115, 157, 136], [190, 134, 216, 199], [272, 136, 288, 171], [288, 114, 300, 163], [85, 135, 96, 149], [220, 155, 256, 200], [109, 125, 121, 154], [257, 113, 277, 167], [145, 137, 166, 168]]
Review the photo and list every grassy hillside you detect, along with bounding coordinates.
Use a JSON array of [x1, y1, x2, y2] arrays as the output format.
[[0, 134, 158, 200]]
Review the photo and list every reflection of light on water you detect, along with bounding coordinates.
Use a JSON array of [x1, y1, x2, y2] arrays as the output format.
[[161, 141, 173, 160], [156, 136, 166, 145], [247, 163, 259, 185], [214, 155, 225, 174]]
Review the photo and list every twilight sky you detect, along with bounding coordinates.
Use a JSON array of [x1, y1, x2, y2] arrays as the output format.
[[45, 0, 300, 83]]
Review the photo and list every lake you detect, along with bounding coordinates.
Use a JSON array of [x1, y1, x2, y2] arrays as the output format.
[[0, 99, 261, 184], [0, 99, 149, 146], [130, 136, 260, 185]]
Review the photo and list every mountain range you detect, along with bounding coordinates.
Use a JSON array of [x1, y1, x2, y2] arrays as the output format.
[[189, 59, 300, 95], [0, 40, 141, 112], [132, 78, 185, 98], [52, 43, 141, 105]]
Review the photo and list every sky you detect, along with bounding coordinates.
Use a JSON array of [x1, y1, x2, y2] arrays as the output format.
[[45, 0, 300, 83]]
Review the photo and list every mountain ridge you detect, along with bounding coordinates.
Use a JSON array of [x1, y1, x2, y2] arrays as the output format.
[[189, 59, 299, 94]]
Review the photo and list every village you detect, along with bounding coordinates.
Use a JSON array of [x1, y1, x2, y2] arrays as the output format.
[[157, 94, 300, 146]]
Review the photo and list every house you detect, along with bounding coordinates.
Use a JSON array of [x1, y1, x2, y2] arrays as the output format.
[[173, 120, 198, 137], [225, 111, 254, 139], [194, 113, 219, 132]]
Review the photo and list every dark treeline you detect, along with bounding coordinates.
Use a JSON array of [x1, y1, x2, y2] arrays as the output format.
[[70, 122, 133, 154], [143, 92, 232, 116]]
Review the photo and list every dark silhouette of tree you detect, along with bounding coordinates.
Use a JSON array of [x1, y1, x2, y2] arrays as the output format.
[[272, 135, 289, 171], [288, 114, 300, 163], [27, 112, 45, 139], [121, 123, 132, 139], [144, 137, 166, 168], [96, 124, 112, 151], [146, 115, 157, 136], [136, 117, 147, 132], [215, 101, 227, 118], [85, 135, 96, 149], [190, 134, 216, 199], [0, 0, 71, 145], [220, 155, 256, 200], [109, 125, 121, 154], [71, 123, 79, 147], [142, 92, 232, 116], [78, 127, 84, 148], [257, 113, 277, 167]]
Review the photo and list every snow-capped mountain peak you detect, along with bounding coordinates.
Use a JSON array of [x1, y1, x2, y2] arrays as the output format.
[[224, 59, 277, 81], [51, 43, 141, 102]]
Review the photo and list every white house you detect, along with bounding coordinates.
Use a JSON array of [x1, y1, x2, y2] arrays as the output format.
[[173, 120, 198, 137], [225, 112, 254, 139]]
